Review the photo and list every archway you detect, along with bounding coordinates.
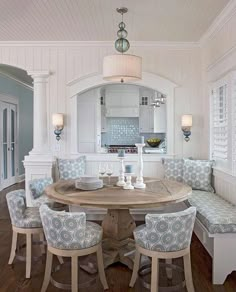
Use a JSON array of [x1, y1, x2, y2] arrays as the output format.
[[0, 64, 33, 190], [67, 72, 178, 156]]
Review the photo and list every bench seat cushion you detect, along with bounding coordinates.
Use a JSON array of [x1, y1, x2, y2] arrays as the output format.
[[187, 190, 236, 234]]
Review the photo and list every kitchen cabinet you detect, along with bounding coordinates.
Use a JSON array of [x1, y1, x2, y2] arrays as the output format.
[[139, 104, 166, 133], [77, 90, 101, 153]]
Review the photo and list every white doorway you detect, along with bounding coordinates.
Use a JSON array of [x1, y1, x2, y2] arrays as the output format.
[[0, 100, 18, 189]]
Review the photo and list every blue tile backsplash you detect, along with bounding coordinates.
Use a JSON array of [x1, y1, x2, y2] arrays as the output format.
[[102, 118, 140, 145], [101, 118, 165, 146]]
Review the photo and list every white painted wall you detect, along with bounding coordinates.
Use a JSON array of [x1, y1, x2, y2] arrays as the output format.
[[0, 43, 203, 159], [201, 5, 236, 160]]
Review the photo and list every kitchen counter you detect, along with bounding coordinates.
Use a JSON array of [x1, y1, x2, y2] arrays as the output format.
[[69, 152, 175, 178], [74, 152, 174, 162]]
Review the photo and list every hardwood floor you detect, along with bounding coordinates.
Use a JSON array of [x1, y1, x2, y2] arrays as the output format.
[[0, 183, 236, 292]]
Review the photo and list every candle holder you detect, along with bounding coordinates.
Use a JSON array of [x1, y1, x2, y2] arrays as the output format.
[[123, 173, 134, 190], [117, 157, 126, 187], [134, 143, 146, 189]]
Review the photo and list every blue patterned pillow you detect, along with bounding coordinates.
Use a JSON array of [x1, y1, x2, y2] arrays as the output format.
[[29, 178, 53, 199], [58, 156, 86, 180], [183, 159, 214, 192], [163, 159, 184, 182]]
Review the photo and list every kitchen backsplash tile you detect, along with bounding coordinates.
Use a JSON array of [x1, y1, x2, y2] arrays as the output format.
[[101, 118, 165, 146]]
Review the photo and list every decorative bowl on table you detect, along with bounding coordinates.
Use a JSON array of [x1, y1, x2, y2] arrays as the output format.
[[146, 138, 161, 148]]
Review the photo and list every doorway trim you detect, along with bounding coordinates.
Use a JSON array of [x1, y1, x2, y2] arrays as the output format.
[[67, 72, 178, 156], [0, 93, 19, 191]]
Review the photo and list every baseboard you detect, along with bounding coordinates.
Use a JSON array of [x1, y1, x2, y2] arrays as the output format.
[[17, 174, 25, 183]]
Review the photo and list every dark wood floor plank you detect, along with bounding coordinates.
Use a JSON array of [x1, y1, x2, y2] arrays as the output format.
[[0, 182, 236, 292]]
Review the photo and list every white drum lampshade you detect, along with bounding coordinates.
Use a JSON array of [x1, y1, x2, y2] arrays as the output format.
[[181, 115, 192, 127], [103, 54, 142, 83], [52, 113, 64, 128]]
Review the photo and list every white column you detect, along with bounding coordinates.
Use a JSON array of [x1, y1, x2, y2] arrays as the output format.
[[29, 71, 50, 155], [24, 71, 55, 207]]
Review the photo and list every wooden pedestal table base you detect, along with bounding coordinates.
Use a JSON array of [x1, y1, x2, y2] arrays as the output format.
[[102, 209, 136, 269]]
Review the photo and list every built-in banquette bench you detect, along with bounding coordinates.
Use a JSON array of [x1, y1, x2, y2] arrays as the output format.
[[164, 158, 236, 285]]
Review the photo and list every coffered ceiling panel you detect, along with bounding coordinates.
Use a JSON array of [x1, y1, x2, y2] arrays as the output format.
[[0, 0, 229, 42]]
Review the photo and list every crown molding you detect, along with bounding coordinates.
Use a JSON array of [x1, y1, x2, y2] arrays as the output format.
[[0, 71, 33, 90], [0, 40, 200, 49], [200, 0, 236, 46]]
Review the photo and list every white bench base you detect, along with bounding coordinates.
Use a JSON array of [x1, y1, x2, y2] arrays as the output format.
[[194, 217, 236, 284]]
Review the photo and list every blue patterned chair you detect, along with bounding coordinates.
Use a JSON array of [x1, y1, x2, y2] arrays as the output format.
[[29, 177, 54, 207], [6, 190, 44, 278], [39, 204, 108, 292], [129, 207, 196, 292]]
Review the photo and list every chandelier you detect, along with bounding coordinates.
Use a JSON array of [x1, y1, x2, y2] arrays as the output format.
[[150, 92, 166, 107], [103, 7, 142, 83]]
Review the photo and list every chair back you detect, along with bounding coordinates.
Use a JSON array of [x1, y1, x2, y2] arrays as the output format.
[[29, 177, 53, 199], [145, 207, 196, 252], [6, 190, 26, 227], [40, 204, 86, 249]]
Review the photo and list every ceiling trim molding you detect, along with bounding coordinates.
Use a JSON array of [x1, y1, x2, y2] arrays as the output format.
[[0, 71, 33, 90], [200, 0, 236, 46], [206, 43, 236, 72], [0, 41, 200, 48]]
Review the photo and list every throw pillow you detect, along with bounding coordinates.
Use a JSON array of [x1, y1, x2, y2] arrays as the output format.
[[58, 156, 86, 180], [163, 159, 184, 182], [183, 159, 214, 192]]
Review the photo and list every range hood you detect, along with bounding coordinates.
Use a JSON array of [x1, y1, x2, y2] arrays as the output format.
[[106, 106, 139, 117]]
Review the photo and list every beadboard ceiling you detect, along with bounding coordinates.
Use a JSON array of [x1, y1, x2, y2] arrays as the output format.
[[0, 0, 229, 42]]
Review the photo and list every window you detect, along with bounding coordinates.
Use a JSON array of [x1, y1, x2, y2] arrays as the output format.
[[210, 71, 236, 175], [211, 84, 228, 160]]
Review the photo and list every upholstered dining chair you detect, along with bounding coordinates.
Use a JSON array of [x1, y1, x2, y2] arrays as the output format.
[[6, 190, 45, 278], [129, 207, 196, 292], [39, 204, 108, 292], [29, 177, 54, 207]]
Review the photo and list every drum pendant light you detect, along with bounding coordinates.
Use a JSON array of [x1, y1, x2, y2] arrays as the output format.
[[103, 7, 142, 83]]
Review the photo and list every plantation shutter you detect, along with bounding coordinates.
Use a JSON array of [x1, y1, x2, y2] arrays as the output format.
[[211, 84, 228, 160]]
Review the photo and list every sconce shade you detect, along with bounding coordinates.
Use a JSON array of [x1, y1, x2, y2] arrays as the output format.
[[103, 54, 142, 83], [181, 115, 192, 127], [52, 113, 64, 127]]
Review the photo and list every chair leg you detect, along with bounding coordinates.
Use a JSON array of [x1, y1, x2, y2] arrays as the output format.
[[41, 250, 53, 292], [151, 256, 159, 292], [183, 253, 195, 292], [71, 256, 78, 292], [39, 232, 45, 255], [26, 233, 32, 278], [57, 256, 64, 264], [165, 258, 172, 279], [129, 250, 141, 287], [96, 244, 108, 290], [8, 230, 18, 264]]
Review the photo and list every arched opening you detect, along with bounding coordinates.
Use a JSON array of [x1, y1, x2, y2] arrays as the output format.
[[0, 64, 33, 190], [67, 72, 177, 156]]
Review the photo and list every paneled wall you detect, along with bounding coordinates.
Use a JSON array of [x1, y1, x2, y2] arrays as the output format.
[[0, 43, 204, 159], [201, 5, 236, 202]]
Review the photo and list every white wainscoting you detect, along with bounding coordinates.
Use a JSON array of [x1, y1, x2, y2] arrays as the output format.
[[213, 168, 236, 205]]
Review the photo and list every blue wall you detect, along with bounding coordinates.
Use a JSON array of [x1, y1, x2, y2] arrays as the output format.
[[0, 75, 33, 175]]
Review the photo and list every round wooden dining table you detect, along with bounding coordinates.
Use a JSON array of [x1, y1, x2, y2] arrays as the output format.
[[45, 177, 192, 269]]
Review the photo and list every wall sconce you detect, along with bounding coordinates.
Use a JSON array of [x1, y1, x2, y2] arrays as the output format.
[[52, 113, 64, 141], [181, 114, 192, 142]]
